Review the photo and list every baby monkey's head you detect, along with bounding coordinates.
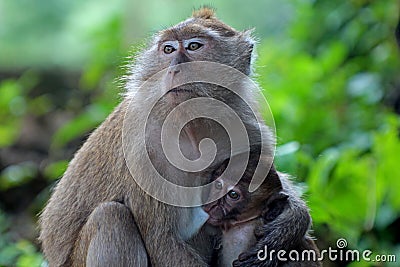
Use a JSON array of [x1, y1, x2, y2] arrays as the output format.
[[204, 153, 286, 230]]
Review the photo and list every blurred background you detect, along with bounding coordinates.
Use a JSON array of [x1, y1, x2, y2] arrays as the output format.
[[0, 0, 399, 266]]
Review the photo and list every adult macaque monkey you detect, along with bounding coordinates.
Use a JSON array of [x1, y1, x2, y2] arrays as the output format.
[[204, 153, 320, 267], [39, 7, 313, 267]]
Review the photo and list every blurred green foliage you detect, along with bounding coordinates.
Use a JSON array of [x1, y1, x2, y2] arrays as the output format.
[[0, 211, 43, 267], [261, 1, 400, 265], [0, 0, 399, 266]]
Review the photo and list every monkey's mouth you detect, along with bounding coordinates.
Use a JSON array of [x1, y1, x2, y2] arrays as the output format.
[[163, 86, 196, 105], [204, 204, 226, 226]]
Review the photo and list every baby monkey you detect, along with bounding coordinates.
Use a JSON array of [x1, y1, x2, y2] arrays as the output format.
[[204, 153, 320, 267]]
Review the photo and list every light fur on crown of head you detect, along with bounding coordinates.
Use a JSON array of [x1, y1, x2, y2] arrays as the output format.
[[192, 7, 216, 19]]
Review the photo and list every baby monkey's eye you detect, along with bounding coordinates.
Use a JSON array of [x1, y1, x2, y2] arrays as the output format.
[[187, 42, 203, 51], [163, 45, 175, 54], [227, 190, 240, 200]]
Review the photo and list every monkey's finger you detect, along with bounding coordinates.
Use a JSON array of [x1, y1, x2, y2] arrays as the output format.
[[236, 250, 258, 263], [235, 249, 279, 267], [232, 257, 261, 267], [254, 226, 267, 238], [237, 251, 251, 261], [234, 257, 277, 267], [232, 258, 255, 267]]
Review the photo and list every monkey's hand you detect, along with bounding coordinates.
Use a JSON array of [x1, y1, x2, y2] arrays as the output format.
[[232, 192, 300, 267], [231, 227, 280, 267], [232, 250, 277, 267], [232, 211, 287, 266]]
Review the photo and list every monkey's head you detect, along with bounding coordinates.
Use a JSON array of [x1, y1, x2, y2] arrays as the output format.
[[126, 8, 264, 190], [203, 154, 284, 230], [129, 7, 255, 106]]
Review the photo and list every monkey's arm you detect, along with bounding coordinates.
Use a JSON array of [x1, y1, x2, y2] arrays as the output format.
[[71, 201, 211, 267], [72, 201, 149, 267], [233, 174, 316, 267], [130, 202, 211, 267]]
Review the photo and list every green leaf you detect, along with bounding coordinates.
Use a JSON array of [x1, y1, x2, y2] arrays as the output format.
[[0, 162, 38, 190], [44, 160, 69, 181]]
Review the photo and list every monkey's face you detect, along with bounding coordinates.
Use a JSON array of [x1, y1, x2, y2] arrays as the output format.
[[203, 159, 261, 229], [155, 18, 254, 75], [203, 181, 248, 227], [131, 14, 254, 106], [203, 153, 283, 229]]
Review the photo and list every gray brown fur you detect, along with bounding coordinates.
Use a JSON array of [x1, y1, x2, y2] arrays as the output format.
[[39, 7, 318, 267]]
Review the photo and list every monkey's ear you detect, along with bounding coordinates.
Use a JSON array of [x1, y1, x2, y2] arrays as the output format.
[[242, 29, 255, 52], [240, 29, 256, 75]]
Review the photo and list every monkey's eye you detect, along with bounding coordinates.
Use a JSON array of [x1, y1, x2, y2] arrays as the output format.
[[163, 45, 175, 54], [187, 42, 203, 51], [227, 190, 240, 200]]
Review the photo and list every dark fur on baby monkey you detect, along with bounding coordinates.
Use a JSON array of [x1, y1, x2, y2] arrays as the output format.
[[204, 154, 321, 267]]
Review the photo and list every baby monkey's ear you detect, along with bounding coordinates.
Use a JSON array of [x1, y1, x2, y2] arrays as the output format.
[[262, 192, 289, 222]]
